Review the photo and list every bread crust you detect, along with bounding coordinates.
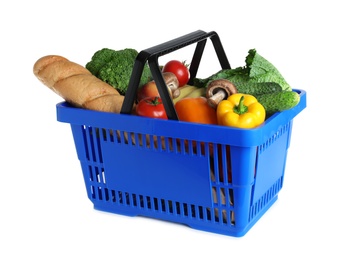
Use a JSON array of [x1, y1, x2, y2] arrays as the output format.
[[33, 55, 124, 113]]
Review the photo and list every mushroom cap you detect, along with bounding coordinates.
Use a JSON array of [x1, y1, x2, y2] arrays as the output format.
[[206, 79, 237, 108], [206, 79, 237, 97], [162, 72, 180, 98], [163, 72, 179, 88]]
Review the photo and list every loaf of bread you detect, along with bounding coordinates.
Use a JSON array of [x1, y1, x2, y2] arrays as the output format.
[[33, 55, 125, 113]]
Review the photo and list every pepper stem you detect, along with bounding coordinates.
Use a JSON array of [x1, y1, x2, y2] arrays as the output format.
[[233, 96, 248, 115]]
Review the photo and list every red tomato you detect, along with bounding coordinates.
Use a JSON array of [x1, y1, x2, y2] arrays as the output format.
[[162, 60, 190, 87], [135, 97, 168, 119]]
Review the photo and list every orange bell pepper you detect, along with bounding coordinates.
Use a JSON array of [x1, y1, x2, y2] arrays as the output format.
[[174, 97, 218, 125]]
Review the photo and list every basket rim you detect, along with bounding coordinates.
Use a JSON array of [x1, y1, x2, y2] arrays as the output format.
[[56, 89, 306, 147]]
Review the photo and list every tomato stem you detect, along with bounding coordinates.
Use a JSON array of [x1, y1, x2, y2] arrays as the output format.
[[146, 96, 163, 105]]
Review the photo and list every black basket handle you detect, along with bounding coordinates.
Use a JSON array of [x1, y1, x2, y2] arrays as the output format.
[[120, 30, 231, 120]]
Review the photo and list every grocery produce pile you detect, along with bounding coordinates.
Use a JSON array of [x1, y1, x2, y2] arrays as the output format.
[[33, 47, 300, 129]]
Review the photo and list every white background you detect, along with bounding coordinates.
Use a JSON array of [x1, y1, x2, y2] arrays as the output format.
[[1, 0, 346, 259]]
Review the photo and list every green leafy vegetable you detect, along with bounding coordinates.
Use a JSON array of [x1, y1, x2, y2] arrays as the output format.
[[246, 49, 291, 91], [193, 49, 292, 92], [86, 48, 152, 95]]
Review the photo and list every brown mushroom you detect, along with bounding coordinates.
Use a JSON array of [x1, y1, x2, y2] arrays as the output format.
[[162, 72, 180, 98], [206, 79, 237, 108]]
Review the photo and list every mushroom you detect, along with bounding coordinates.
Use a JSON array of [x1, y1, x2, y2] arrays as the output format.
[[162, 72, 180, 98], [206, 79, 238, 108]]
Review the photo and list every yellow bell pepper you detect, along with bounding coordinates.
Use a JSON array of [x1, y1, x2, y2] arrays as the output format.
[[216, 93, 266, 129]]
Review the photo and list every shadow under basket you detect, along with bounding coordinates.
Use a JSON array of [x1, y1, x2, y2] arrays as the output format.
[[56, 89, 306, 237]]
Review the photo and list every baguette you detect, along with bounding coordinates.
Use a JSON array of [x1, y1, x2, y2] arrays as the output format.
[[33, 55, 125, 113]]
